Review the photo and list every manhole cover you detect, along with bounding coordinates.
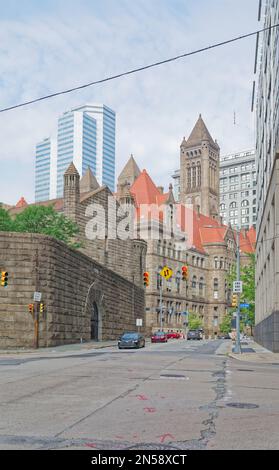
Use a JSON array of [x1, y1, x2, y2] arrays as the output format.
[[160, 374, 186, 380], [226, 402, 259, 409], [237, 369, 255, 372]]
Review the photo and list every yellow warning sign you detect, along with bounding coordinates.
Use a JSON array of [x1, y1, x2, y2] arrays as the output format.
[[160, 266, 173, 280]]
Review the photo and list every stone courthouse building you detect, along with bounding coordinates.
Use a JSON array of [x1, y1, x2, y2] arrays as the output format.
[[1, 114, 256, 347], [116, 116, 256, 337]]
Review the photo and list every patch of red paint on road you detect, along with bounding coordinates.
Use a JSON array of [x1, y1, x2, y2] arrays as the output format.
[[85, 443, 97, 448], [143, 407, 156, 413], [136, 394, 148, 401]]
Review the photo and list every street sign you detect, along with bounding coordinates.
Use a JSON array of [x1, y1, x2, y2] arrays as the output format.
[[240, 303, 250, 309], [233, 281, 243, 294], [160, 266, 173, 280], [33, 292, 42, 302], [136, 318, 143, 327]]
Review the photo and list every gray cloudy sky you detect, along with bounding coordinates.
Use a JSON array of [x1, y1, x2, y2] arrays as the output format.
[[0, 0, 259, 205]]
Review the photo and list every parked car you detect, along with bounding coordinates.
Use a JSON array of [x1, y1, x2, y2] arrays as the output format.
[[166, 331, 180, 339], [118, 332, 145, 349], [217, 333, 231, 340], [151, 331, 168, 343], [187, 329, 201, 340]]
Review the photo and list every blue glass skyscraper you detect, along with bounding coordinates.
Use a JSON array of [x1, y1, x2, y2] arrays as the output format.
[[35, 104, 115, 202]]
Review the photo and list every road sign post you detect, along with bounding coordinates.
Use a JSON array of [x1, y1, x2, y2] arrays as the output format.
[[159, 266, 173, 331]]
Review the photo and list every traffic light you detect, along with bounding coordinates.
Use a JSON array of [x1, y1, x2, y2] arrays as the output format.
[[39, 303, 45, 314], [231, 294, 238, 308], [143, 272, 150, 287], [28, 303, 34, 314], [182, 266, 188, 281], [1, 271, 8, 287]]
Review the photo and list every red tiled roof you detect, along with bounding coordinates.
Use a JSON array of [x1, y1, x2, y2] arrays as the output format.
[[129, 168, 256, 255], [239, 227, 256, 253]]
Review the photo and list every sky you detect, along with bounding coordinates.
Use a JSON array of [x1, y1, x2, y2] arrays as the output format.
[[0, 0, 259, 205]]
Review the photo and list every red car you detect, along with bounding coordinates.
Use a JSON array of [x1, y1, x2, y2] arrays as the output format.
[[151, 331, 168, 343], [166, 331, 181, 339]]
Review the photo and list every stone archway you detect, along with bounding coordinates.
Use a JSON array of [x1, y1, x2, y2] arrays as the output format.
[[85, 285, 104, 342]]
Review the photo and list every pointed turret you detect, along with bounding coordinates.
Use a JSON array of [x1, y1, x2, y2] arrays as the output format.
[[184, 114, 217, 149], [80, 167, 100, 193], [118, 154, 141, 188], [63, 162, 80, 221]]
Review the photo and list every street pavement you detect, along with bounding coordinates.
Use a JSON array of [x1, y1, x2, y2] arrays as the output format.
[[0, 338, 279, 450]]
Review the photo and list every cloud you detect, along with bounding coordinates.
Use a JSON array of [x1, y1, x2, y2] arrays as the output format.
[[0, 0, 258, 204]]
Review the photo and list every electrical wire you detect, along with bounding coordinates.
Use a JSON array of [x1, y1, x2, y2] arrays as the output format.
[[0, 23, 279, 114]]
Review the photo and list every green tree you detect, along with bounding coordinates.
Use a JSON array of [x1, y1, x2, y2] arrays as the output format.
[[2, 205, 80, 248], [219, 313, 232, 334], [240, 253, 255, 335], [0, 208, 14, 231], [188, 313, 202, 330]]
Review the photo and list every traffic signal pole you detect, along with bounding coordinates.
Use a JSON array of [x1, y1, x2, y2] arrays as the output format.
[[160, 277, 163, 331], [234, 229, 241, 354]]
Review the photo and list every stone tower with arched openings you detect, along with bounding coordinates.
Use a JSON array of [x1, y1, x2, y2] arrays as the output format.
[[180, 114, 220, 219]]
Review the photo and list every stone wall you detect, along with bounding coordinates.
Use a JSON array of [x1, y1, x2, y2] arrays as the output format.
[[0, 232, 145, 349]]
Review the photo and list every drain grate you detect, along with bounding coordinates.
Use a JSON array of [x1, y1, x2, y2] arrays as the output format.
[[237, 369, 255, 372], [160, 374, 186, 380], [226, 402, 259, 409]]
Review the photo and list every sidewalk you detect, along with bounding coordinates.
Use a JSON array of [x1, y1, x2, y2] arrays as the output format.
[[0, 339, 117, 359], [229, 339, 279, 364]]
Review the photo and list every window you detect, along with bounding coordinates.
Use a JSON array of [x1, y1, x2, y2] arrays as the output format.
[[229, 202, 237, 209], [213, 278, 219, 290], [199, 277, 204, 296], [192, 276, 197, 289], [241, 200, 249, 207]]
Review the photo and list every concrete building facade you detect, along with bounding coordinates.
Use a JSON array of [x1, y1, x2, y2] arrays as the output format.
[[255, 0, 279, 351], [219, 149, 257, 230]]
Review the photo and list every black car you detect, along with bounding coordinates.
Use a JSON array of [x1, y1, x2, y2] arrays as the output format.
[[118, 332, 145, 349], [187, 329, 201, 340]]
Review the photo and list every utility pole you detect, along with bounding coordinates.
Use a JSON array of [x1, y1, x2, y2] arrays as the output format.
[[233, 229, 241, 354]]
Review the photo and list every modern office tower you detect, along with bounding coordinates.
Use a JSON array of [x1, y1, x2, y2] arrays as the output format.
[[71, 104, 116, 192], [35, 104, 115, 201], [219, 149, 257, 229], [254, 0, 279, 351], [35, 137, 57, 202]]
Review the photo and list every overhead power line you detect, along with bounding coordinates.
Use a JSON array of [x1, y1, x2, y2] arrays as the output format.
[[0, 23, 279, 114]]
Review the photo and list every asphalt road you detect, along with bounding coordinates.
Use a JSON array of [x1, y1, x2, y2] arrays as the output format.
[[0, 339, 279, 450]]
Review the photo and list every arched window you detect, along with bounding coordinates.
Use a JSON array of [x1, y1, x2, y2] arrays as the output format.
[[187, 167, 191, 189], [192, 165, 196, 188], [220, 203, 226, 211], [241, 200, 249, 207], [192, 275, 197, 289], [213, 278, 219, 290], [214, 257, 218, 269], [157, 267, 163, 290], [230, 202, 237, 209], [176, 271, 181, 293], [197, 164, 201, 186]]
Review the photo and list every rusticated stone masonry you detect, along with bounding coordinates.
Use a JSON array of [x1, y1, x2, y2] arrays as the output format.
[[0, 232, 145, 349]]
